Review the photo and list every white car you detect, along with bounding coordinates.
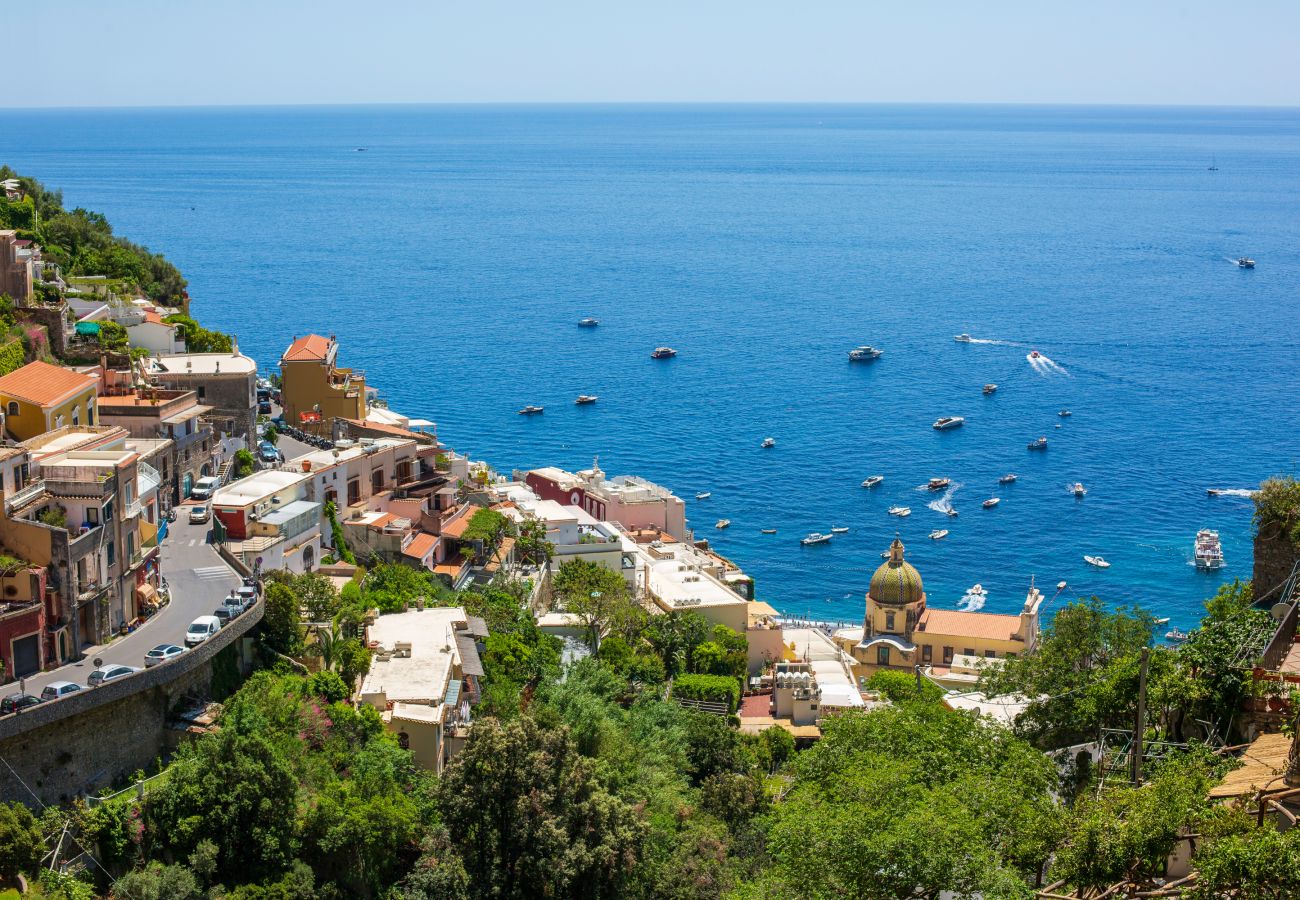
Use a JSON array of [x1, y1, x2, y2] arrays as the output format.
[[41, 681, 82, 701], [144, 643, 186, 667], [185, 616, 222, 647], [88, 664, 140, 687]]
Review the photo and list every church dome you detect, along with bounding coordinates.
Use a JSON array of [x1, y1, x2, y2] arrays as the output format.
[[869, 538, 924, 606]]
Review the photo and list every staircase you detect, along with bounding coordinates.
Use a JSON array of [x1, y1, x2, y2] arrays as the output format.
[[216, 459, 233, 485]]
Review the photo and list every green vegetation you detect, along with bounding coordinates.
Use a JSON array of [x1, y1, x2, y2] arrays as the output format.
[[515, 517, 554, 568], [323, 499, 355, 565], [1254, 476, 1300, 542], [0, 337, 23, 377], [459, 506, 514, 563], [674, 673, 741, 713], [164, 314, 233, 353], [232, 448, 255, 479], [37, 505, 67, 529], [97, 320, 128, 354]]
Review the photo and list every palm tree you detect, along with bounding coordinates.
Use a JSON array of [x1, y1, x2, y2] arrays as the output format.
[[307, 619, 342, 672]]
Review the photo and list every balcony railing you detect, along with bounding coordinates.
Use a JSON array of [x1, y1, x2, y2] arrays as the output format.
[[5, 478, 46, 512]]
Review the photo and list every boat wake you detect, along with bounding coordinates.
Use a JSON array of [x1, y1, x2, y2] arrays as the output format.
[[957, 589, 986, 612], [926, 482, 961, 514], [1210, 488, 1255, 498], [1027, 353, 1069, 376]]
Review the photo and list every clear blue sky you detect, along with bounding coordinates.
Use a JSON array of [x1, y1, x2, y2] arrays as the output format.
[[9, 0, 1298, 108]]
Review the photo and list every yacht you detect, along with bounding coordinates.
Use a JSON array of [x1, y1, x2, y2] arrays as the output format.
[[982, 497, 1001, 509], [929, 529, 949, 540], [575, 394, 598, 405], [1084, 555, 1111, 569], [848, 345, 883, 361], [1236, 257, 1256, 269], [578, 317, 599, 327], [983, 383, 998, 395], [801, 532, 833, 546], [715, 519, 731, 530], [1058, 409, 1072, 418], [1071, 482, 1087, 497], [862, 475, 884, 488], [695, 491, 711, 500], [954, 334, 973, 343], [1194, 529, 1225, 570], [1165, 628, 1189, 643], [1027, 436, 1048, 450], [888, 506, 912, 517], [651, 347, 677, 359], [761, 528, 777, 534], [927, 477, 951, 491], [831, 526, 850, 534], [933, 416, 965, 430], [999, 473, 1018, 485], [761, 437, 776, 448], [518, 405, 544, 415]]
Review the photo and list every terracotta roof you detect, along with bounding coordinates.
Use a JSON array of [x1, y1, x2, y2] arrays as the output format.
[[339, 418, 426, 441], [0, 361, 97, 408], [433, 553, 467, 577], [282, 334, 331, 362], [917, 608, 1022, 642], [143, 311, 165, 325], [403, 532, 438, 560], [441, 505, 484, 539]]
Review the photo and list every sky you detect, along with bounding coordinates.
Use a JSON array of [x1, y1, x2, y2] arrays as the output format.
[[6, 0, 1298, 108]]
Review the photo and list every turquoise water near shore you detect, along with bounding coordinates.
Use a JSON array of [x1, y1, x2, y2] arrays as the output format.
[[3, 104, 1298, 629]]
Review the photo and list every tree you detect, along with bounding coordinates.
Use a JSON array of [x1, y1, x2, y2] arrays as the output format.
[[866, 668, 944, 704], [233, 448, 256, 479], [263, 425, 279, 446], [691, 624, 748, 679], [112, 862, 202, 900], [436, 717, 646, 899], [261, 582, 304, 656], [460, 507, 515, 564], [553, 559, 636, 655], [292, 571, 340, 622], [363, 563, 443, 613], [516, 518, 554, 568], [644, 610, 711, 677], [0, 799, 43, 881], [1190, 811, 1300, 899]]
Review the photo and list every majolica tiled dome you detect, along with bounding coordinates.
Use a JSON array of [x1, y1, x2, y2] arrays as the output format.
[[869, 538, 924, 606]]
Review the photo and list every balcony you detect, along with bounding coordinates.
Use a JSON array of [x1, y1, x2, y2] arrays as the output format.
[[138, 461, 162, 500], [5, 478, 46, 513]]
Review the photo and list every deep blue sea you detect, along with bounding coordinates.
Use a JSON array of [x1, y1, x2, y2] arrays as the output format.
[[3, 104, 1299, 629]]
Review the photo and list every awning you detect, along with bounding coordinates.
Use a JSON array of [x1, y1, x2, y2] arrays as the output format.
[[443, 678, 462, 707], [455, 633, 484, 677], [298, 411, 322, 424], [75, 321, 101, 335], [857, 634, 917, 654]]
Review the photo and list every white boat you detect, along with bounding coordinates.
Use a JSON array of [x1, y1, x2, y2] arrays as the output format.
[[929, 529, 948, 540], [888, 506, 912, 517], [651, 346, 677, 359], [831, 526, 850, 534], [1027, 436, 1048, 450], [1236, 257, 1255, 269], [518, 405, 544, 415], [1084, 555, 1110, 569], [1058, 409, 1072, 418], [578, 317, 599, 327], [801, 532, 832, 546], [761, 437, 776, 448], [861, 475, 884, 488], [933, 416, 965, 430], [715, 519, 731, 530], [967, 584, 986, 597], [1194, 529, 1224, 569], [761, 528, 777, 534], [695, 492, 711, 500], [999, 473, 1018, 485], [927, 477, 951, 491], [1153, 616, 1170, 626], [848, 345, 883, 361], [982, 497, 1000, 509], [575, 394, 598, 405], [983, 383, 997, 395], [1166, 628, 1189, 643], [1071, 482, 1087, 497], [954, 334, 973, 343]]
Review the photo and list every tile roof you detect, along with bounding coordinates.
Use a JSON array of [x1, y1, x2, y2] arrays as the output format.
[[403, 532, 438, 560], [917, 608, 1022, 642], [0, 361, 97, 408], [339, 418, 427, 441], [282, 334, 331, 362], [143, 311, 165, 325]]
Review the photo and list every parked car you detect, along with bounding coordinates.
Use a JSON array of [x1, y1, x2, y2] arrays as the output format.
[[40, 681, 82, 701], [213, 605, 237, 625], [144, 643, 186, 668], [257, 400, 272, 415], [271, 416, 287, 429], [0, 692, 43, 714], [190, 476, 221, 501], [87, 664, 140, 687], [189, 503, 211, 524], [185, 615, 222, 647], [235, 585, 258, 607], [257, 442, 279, 464]]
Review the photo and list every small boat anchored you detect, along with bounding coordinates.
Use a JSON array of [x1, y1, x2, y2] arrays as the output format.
[[801, 532, 833, 546], [982, 498, 1001, 509], [1194, 529, 1224, 570], [575, 394, 598, 405], [933, 416, 965, 430], [1084, 555, 1110, 569], [761, 437, 776, 448], [983, 383, 998, 395], [695, 491, 711, 500], [518, 405, 544, 415], [651, 347, 677, 359], [1236, 257, 1255, 269], [888, 506, 912, 517], [848, 345, 883, 361], [831, 526, 850, 534], [1154, 617, 1170, 626], [578, 317, 599, 327], [715, 519, 731, 530], [999, 473, 1018, 485], [1071, 482, 1087, 497], [927, 477, 951, 491], [862, 475, 884, 488], [1028, 436, 1048, 451], [761, 528, 777, 534], [929, 529, 948, 540]]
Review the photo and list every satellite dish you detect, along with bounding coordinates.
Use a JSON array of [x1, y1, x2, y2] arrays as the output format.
[[1271, 602, 1291, 621]]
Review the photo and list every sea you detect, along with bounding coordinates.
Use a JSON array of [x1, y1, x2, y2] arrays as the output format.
[[3, 104, 1299, 631]]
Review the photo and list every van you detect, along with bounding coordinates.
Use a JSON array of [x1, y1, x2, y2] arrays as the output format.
[[190, 476, 221, 501], [185, 615, 222, 647]]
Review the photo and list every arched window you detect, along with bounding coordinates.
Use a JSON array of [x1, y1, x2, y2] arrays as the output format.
[[885, 611, 896, 632], [5, 401, 17, 417]]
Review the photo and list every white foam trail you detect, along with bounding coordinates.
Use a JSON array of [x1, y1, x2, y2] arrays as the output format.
[[927, 482, 961, 514], [968, 337, 1019, 346], [1211, 488, 1256, 498], [1027, 353, 1070, 377], [957, 592, 987, 612]]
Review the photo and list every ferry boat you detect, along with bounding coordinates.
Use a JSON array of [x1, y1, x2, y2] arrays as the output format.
[[954, 334, 973, 343], [888, 506, 912, 517], [983, 383, 998, 395], [1071, 482, 1087, 497], [695, 491, 711, 500], [848, 345, 883, 361], [1027, 436, 1048, 450], [518, 405, 544, 415], [801, 532, 832, 546], [761, 437, 776, 448], [1194, 529, 1225, 570], [927, 477, 951, 491], [929, 529, 948, 540], [982, 497, 1000, 509], [575, 395, 598, 405], [1236, 257, 1256, 269], [999, 473, 1018, 485], [651, 347, 677, 359], [715, 519, 731, 530], [831, 526, 850, 534], [1058, 409, 1072, 418], [862, 475, 884, 488], [578, 317, 599, 327], [1084, 555, 1110, 569], [1165, 628, 1189, 643], [933, 416, 965, 430]]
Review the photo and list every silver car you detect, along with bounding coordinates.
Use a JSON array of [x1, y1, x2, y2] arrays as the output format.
[[87, 664, 141, 687], [144, 644, 186, 667], [41, 681, 82, 701]]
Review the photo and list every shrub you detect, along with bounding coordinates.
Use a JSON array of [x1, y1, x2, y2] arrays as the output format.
[[674, 673, 741, 713], [1254, 477, 1300, 542]]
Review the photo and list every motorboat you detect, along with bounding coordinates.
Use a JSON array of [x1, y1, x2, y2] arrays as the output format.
[[518, 405, 544, 415], [695, 492, 711, 500], [761, 437, 776, 448], [999, 473, 1018, 485], [983, 384, 997, 395], [801, 532, 832, 546], [927, 477, 951, 491], [1206, 488, 1222, 496], [831, 526, 850, 534], [1194, 529, 1225, 570], [715, 519, 731, 530], [1071, 482, 1087, 497], [1236, 257, 1255, 269], [954, 334, 973, 343], [967, 584, 986, 597], [1027, 436, 1048, 450], [1058, 409, 1072, 418], [761, 528, 777, 534], [888, 506, 912, 517], [1084, 555, 1110, 569], [862, 475, 884, 488], [848, 345, 883, 361], [651, 347, 677, 359], [933, 416, 965, 430], [982, 497, 1000, 509], [1153, 617, 1170, 626], [929, 529, 949, 540], [1166, 628, 1189, 643], [1056, 580, 1067, 591], [946, 507, 959, 518], [1029, 350, 1042, 359], [578, 317, 599, 327], [575, 394, 598, 405]]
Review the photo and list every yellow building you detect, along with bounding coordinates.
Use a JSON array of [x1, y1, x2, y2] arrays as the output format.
[[0, 361, 99, 441], [834, 538, 1043, 681], [279, 334, 366, 433]]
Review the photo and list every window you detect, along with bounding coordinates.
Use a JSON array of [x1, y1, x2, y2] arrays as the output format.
[[86, 507, 99, 525], [942, 646, 954, 664], [126, 531, 135, 560], [5, 401, 17, 417], [1005, 652, 1017, 659], [197, 386, 206, 400], [985, 650, 997, 658], [72, 407, 80, 426], [876, 645, 890, 666], [921, 644, 932, 663], [964, 648, 975, 658], [86, 402, 94, 425], [106, 541, 116, 566], [347, 478, 361, 506], [885, 611, 895, 632], [371, 468, 384, 492]]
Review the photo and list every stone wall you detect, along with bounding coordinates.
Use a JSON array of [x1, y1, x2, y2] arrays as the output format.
[[1253, 519, 1300, 604], [15, 304, 69, 358]]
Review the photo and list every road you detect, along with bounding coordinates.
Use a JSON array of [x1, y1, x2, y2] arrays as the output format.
[[17, 509, 242, 696]]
